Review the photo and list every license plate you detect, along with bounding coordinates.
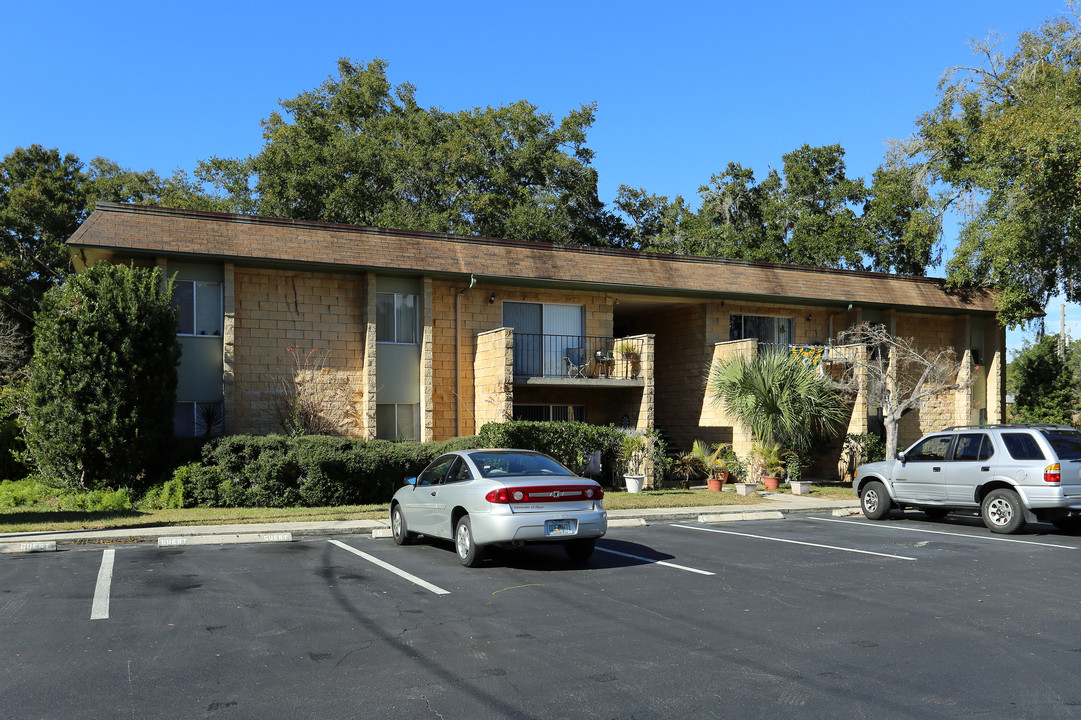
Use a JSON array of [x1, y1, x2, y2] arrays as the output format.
[[545, 519, 577, 536]]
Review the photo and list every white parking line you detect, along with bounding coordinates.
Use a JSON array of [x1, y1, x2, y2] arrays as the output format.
[[672, 524, 917, 561], [806, 517, 1078, 549], [329, 540, 450, 595], [595, 547, 715, 575], [91, 548, 115, 620]]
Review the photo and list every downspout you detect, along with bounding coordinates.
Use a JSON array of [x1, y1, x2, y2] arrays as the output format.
[[828, 303, 854, 343], [456, 275, 477, 436]]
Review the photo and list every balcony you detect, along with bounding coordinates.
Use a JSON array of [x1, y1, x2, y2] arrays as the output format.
[[511, 334, 647, 386]]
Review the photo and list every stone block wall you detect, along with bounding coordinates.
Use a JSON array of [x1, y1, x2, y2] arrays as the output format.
[[231, 268, 368, 436], [473, 328, 514, 432]]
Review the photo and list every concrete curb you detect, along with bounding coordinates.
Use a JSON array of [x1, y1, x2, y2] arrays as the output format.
[[0, 499, 862, 550]]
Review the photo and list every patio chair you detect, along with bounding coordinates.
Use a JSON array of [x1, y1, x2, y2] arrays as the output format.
[[564, 347, 587, 378]]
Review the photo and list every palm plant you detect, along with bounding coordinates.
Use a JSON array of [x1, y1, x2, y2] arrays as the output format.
[[690, 440, 729, 479], [707, 351, 849, 458]]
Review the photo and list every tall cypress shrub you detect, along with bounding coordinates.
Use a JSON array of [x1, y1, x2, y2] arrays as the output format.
[[26, 263, 180, 491]]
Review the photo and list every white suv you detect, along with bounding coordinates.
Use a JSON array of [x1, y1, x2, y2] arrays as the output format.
[[852, 424, 1081, 534]]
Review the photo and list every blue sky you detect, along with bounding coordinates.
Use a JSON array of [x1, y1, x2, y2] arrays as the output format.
[[3, 0, 1072, 353]]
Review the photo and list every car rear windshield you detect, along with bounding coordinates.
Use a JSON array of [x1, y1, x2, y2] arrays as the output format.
[[1001, 433, 1046, 461], [1039, 429, 1081, 460], [469, 452, 576, 478]]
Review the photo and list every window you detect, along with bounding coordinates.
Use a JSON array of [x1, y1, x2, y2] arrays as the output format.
[[418, 455, 455, 486], [173, 401, 223, 438], [376, 403, 419, 441], [172, 280, 222, 336], [906, 435, 950, 461], [503, 302, 584, 377], [512, 405, 586, 422], [953, 434, 993, 462], [1041, 429, 1081, 460], [730, 314, 793, 345], [377, 293, 418, 344], [445, 457, 473, 484], [1002, 433, 1046, 461]]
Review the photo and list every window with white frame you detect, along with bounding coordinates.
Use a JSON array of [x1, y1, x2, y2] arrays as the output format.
[[376, 403, 420, 441], [172, 280, 222, 336], [376, 292, 418, 344], [173, 401, 224, 438]]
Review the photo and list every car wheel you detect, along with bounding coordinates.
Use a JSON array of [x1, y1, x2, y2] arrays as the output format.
[[391, 505, 414, 546], [982, 488, 1026, 534], [564, 538, 595, 562], [923, 508, 949, 520], [860, 481, 892, 520], [455, 516, 484, 567]]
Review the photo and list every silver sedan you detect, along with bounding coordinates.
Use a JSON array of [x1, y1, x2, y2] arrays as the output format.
[[389, 449, 607, 566]]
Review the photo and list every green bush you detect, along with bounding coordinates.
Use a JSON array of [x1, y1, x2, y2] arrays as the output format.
[[25, 264, 180, 493], [476, 421, 668, 486], [140, 478, 182, 510], [0, 477, 54, 507], [179, 434, 483, 508]]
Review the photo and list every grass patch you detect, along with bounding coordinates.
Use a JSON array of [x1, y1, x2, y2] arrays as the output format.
[[0, 483, 853, 534], [602, 487, 766, 510], [770, 483, 857, 500], [0, 505, 389, 533]]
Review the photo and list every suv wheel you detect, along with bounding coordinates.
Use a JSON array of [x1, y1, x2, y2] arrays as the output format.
[[860, 481, 892, 520], [982, 488, 1026, 534]]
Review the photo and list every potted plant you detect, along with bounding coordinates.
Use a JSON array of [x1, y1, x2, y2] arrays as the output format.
[[670, 452, 705, 490], [616, 341, 641, 379], [691, 439, 730, 491], [619, 432, 648, 493], [752, 441, 793, 491], [787, 455, 812, 495]]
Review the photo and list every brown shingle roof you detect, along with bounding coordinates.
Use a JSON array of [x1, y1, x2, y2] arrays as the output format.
[[68, 203, 999, 314]]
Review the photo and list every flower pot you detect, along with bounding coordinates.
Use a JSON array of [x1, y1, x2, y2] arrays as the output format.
[[624, 474, 645, 493], [762, 476, 781, 491], [706, 470, 729, 491], [733, 482, 757, 496], [790, 480, 812, 495]]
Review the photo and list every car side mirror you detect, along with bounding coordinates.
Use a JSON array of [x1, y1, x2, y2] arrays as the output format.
[[404, 476, 417, 488], [897, 451, 906, 465]]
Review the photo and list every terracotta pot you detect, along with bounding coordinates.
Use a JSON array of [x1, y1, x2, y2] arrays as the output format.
[[706, 470, 730, 491], [762, 476, 781, 490]]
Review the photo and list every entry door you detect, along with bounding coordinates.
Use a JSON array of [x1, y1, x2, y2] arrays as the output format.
[[503, 302, 584, 377]]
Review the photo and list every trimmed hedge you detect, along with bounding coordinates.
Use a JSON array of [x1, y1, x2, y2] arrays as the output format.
[[166, 422, 663, 508], [172, 434, 480, 508]]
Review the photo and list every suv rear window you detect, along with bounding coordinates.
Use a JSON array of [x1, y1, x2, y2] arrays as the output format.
[[1040, 429, 1081, 460], [1002, 433, 1046, 461]]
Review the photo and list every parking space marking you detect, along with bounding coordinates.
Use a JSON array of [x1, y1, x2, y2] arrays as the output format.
[[595, 547, 715, 575], [672, 524, 917, 560], [91, 548, 115, 620], [329, 540, 450, 595], [807, 517, 1078, 549]]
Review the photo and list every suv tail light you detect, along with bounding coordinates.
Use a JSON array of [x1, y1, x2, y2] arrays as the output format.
[[1045, 463, 1061, 483], [485, 485, 604, 504]]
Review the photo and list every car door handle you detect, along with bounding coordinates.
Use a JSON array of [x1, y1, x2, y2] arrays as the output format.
[[981, 466, 990, 472], [430, 491, 437, 496], [932, 467, 941, 472]]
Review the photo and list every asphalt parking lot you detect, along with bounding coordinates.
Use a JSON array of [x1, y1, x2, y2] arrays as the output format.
[[5, 512, 1081, 719]]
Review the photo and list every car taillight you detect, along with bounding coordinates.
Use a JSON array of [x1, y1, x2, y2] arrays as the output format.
[[1045, 463, 1061, 483], [485, 488, 510, 503], [485, 485, 604, 503]]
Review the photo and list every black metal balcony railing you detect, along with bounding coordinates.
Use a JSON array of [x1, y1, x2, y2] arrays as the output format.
[[513, 334, 644, 379]]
